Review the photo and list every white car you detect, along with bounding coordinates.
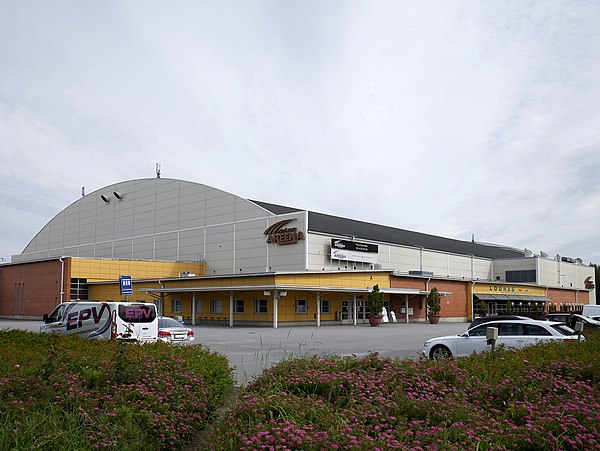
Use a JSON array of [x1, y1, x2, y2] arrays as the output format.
[[423, 319, 580, 360], [157, 316, 195, 343]]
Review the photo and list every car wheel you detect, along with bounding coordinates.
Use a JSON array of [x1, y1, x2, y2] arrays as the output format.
[[430, 345, 452, 360]]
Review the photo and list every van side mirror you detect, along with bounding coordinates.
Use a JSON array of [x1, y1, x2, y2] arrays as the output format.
[[42, 314, 48, 322]]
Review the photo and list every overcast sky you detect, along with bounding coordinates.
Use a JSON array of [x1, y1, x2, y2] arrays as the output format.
[[1, 1, 599, 265]]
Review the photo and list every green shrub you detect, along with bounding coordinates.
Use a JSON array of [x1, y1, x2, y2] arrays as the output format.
[[0, 330, 234, 450], [209, 331, 600, 450]]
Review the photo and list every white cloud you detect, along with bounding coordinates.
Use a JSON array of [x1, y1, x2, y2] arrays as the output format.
[[0, 0, 599, 264]]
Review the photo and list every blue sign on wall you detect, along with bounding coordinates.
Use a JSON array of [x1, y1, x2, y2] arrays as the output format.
[[120, 275, 133, 296]]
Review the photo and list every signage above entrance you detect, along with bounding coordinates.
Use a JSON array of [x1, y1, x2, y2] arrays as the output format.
[[264, 218, 305, 245]]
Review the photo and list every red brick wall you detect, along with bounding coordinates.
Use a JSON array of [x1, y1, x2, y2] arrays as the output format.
[[0, 259, 67, 318], [547, 288, 590, 310], [390, 277, 468, 321]]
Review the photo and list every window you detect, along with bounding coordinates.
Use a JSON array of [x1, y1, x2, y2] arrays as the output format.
[[499, 323, 526, 336], [525, 324, 552, 336], [254, 299, 268, 314], [468, 325, 488, 337], [235, 299, 245, 313], [506, 270, 536, 283], [295, 299, 308, 314], [320, 299, 331, 314], [211, 299, 223, 314], [171, 299, 182, 314], [118, 304, 156, 323], [194, 299, 203, 314], [47, 304, 66, 323], [70, 278, 89, 300]]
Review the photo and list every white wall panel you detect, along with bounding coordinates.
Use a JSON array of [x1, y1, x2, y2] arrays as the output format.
[[113, 239, 133, 259], [78, 244, 95, 258], [95, 242, 112, 258], [133, 237, 154, 260]]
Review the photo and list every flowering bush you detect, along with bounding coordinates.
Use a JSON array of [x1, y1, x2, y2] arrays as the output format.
[[0, 330, 234, 450], [209, 331, 600, 450]]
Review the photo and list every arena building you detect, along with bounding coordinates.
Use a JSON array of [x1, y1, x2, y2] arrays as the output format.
[[0, 177, 595, 326]]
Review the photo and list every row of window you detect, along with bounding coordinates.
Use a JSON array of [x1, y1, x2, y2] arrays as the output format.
[[505, 270, 536, 283], [171, 299, 332, 315]]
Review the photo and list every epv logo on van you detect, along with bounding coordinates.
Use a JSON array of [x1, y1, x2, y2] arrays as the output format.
[[65, 303, 111, 333], [42, 302, 158, 342]]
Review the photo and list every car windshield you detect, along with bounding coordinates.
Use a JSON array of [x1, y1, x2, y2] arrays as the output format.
[[159, 317, 184, 328], [551, 324, 577, 336]]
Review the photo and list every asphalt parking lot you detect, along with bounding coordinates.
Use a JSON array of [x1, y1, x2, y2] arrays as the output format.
[[0, 319, 468, 386]]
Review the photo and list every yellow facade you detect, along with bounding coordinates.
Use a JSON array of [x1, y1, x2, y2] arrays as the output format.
[[71, 258, 205, 282], [87, 269, 391, 324]]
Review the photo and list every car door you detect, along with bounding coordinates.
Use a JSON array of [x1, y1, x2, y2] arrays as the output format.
[[41, 304, 66, 333], [497, 322, 528, 350], [454, 324, 489, 357], [524, 324, 554, 346]]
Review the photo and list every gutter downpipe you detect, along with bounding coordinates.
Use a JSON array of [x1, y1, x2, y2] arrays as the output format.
[[59, 258, 64, 303]]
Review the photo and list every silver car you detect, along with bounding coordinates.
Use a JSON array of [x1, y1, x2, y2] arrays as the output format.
[[423, 319, 580, 360], [158, 316, 195, 343]]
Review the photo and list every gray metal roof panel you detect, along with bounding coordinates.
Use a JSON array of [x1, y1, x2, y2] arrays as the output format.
[[250, 200, 524, 260]]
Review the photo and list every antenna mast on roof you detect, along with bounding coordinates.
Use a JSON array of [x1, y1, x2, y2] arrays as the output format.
[[156, 163, 161, 179], [81, 186, 85, 197]]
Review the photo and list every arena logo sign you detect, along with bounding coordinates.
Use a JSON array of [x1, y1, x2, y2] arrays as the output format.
[[264, 218, 305, 245]]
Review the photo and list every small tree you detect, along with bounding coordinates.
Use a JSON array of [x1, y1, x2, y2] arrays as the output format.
[[426, 287, 441, 316], [368, 284, 385, 318], [479, 300, 488, 316]]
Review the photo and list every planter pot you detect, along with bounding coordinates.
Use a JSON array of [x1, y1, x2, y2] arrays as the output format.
[[428, 314, 440, 324], [369, 315, 383, 327]]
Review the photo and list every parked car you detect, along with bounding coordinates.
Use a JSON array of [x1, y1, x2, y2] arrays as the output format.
[[423, 319, 580, 360], [570, 314, 600, 330], [547, 313, 600, 330], [468, 315, 530, 330], [547, 313, 571, 325], [157, 316, 195, 343], [582, 305, 600, 318]]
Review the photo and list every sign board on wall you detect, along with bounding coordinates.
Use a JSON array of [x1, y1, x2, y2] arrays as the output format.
[[120, 275, 133, 296], [473, 283, 545, 296], [330, 239, 379, 264]]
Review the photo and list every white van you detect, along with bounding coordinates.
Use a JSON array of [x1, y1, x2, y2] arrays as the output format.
[[582, 304, 600, 319], [41, 302, 158, 342]]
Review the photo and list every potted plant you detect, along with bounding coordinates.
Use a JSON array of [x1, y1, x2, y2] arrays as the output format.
[[426, 287, 441, 324], [479, 300, 488, 317], [367, 284, 385, 327]]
